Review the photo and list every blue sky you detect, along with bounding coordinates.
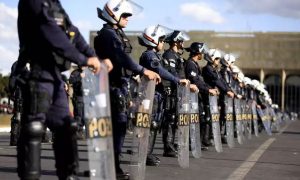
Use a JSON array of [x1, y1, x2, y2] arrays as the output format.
[[1, 0, 300, 75]]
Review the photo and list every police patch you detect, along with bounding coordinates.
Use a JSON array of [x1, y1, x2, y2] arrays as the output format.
[[191, 71, 196, 77]]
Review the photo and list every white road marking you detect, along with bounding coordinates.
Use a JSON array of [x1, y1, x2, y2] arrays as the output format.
[[227, 138, 276, 180]]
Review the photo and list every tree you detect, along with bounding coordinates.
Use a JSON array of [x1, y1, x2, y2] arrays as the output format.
[[0, 74, 9, 98]]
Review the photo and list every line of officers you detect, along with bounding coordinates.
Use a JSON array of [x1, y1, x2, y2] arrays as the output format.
[[11, 0, 284, 180]]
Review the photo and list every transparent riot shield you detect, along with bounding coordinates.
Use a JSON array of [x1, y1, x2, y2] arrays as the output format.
[[240, 99, 247, 142], [82, 66, 115, 180], [129, 77, 156, 180], [234, 98, 243, 144], [257, 108, 272, 136], [251, 101, 259, 137], [246, 101, 252, 140], [189, 91, 201, 158], [265, 107, 272, 135], [270, 107, 279, 132], [225, 96, 235, 148], [209, 95, 223, 153], [177, 84, 190, 168]]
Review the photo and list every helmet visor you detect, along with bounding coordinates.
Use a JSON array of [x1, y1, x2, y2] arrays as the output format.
[[113, 0, 143, 17], [152, 25, 174, 42]]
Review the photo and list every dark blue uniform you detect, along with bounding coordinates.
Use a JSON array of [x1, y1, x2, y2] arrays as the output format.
[[18, 0, 95, 179], [185, 58, 211, 146], [161, 49, 185, 155], [139, 49, 179, 164], [94, 23, 145, 172], [202, 63, 230, 143]]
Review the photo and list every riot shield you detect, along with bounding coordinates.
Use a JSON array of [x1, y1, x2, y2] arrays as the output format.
[[234, 98, 243, 144], [257, 108, 272, 136], [189, 91, 201, 158], [129, 77, 156, 180], [209, 95, 223, 153], [270, 107, 279, 132], [82, 65, 115, 180], [240, 99, 247, 142], [246, 101, 252, 140], [225, 96, 235, 148], [251, 101, 259, 137], [177, 84, 190, 168]]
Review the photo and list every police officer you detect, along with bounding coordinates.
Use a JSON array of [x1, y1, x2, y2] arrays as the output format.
[[17, 0, 101, 179], [219, 53, 237, 143], [95, 1, 160, 178], [138, 25, 189, 165], [184, 42, 219, 149], [161, 30, 197, 157], [69, 66, 86, 140], [202, 49, 235, 144]]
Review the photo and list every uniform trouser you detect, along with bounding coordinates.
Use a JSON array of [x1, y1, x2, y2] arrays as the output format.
[[17, 78, 79, 180], [110, 87, 127, 172], [148, 93, 164, 155], [202, 105, 212, 145], [219, 101, 226, 138], [162, 106, 177, 151]]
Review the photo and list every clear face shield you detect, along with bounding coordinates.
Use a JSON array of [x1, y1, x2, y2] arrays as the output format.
[[114, 0, 143, 17], [151, 25, 174, 42], [176, 31, 190, 50]]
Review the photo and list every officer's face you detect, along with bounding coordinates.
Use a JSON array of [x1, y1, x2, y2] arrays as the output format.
[[213, 58, 220, 66], [157, 41, 164, 51], [119, 16, 129, 28], [197, 53, 203, 60]]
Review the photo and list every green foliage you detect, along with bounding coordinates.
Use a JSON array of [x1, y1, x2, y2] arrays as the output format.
[[0, 74, 9, 98]]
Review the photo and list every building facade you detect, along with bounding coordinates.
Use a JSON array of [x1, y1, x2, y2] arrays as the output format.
[[90, 30, 300, 113]]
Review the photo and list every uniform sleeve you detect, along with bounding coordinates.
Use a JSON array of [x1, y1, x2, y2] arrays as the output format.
[[29, 1, 88, 66], [185, 61, 209, 94], [70, 26, 96, 58], [111, 36, 144, 74], [140, 54, 179, 84]]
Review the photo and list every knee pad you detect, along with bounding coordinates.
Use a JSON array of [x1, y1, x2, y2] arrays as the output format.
[[17, 121, 44, 180], [25, 121, 45, 138]]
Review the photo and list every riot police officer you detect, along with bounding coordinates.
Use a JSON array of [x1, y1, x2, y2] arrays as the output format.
[[138, 25, 189, 166], [69, 66, 86, 139], [161, 30, 197, 157], [17, 0, 101, 179], [184, 42, 219, 149], [95, 1, 160, 178], [219, 53, 237, 143], [202, 49, 235, 144]]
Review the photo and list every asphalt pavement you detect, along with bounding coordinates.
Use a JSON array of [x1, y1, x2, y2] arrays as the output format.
[[0, 119, 299, 180]]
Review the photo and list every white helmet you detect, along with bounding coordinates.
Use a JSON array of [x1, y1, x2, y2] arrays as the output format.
[[231, 65, 240, 74], [98, 0, 142, 24], [243, 77, 252, 86], [209, 49, 222, 60], [204, 48, 222, 63], [251, 79, 260, 88], [256, 83, 265, 92], [138, 25, 172, 47], [224, 54, 236, 65]]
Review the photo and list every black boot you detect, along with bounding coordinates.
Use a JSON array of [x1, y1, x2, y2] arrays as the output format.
[[115, 154, 130, 180], [146, 154, 160, 166]]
